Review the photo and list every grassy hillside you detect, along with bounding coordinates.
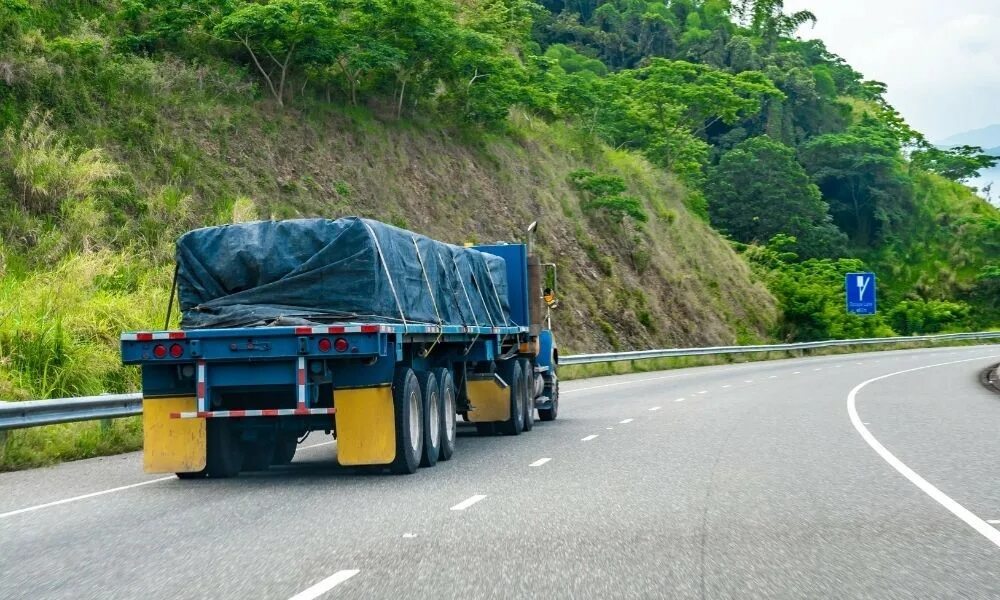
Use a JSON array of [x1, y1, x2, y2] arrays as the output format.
[[0, 38, 775, 467]]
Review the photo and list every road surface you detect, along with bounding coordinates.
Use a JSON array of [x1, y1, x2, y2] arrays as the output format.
[[2, 345, 999, 599]]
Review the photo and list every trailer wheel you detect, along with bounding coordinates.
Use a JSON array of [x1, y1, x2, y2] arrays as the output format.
[[520, 359, 534, 432], [390, 367, 423, 475], [242, 440, 274, 472], [434, 368, 457, 461], [499, 361, 524, 436], [206, 420, 243, 478], [417, 371, 440, 468], [272, 435, 297, 466]]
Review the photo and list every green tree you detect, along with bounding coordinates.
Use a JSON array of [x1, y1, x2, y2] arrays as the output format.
[[707, 136, 845, 257], [214, 0, 335, 107], [799, 115, 913, 245], [610, 59, 782, 179], [910, 145, 998, 183]]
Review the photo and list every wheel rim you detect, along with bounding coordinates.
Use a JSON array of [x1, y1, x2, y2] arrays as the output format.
[[444, 389, 455, 442], [444, 386, 456, 442], [515, 376, 523, 427], [408, 389, 420, 454], [428, 389, 440, 446]]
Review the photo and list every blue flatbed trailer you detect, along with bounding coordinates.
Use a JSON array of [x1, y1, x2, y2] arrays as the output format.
[[121, 235, 560, 478]]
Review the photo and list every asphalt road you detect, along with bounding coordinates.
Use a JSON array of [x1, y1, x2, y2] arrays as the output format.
[[2, 345, 1000, 599]]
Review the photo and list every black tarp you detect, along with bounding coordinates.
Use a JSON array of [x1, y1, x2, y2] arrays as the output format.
[[176, 217, 512, 330]]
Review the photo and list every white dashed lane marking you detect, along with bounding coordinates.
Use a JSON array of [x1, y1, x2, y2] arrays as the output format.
[[450, 495, 487, 511], [287, 570, 359, 600], [529, 458, 552, 467], [581, 435, 599, 442], [649, 406, 662, 411]]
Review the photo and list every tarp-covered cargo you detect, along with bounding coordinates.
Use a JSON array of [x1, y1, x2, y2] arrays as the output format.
[[176, 217, 512, 330]]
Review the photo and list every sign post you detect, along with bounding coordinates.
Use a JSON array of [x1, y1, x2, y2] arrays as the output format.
[[845, 272, 877, 315]]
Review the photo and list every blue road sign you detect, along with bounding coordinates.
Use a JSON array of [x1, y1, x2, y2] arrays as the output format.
[[846, 272, 877, 315]]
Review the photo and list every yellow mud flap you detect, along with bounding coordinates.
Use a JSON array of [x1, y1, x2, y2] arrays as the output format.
[[465, 376, 511, 422], [143, 396, 205, 474], [335, 386, 396, 466]]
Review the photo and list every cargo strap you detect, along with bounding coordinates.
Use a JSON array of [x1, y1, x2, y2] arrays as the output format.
[[449, 255, 484, 354], [362, 220, 408, 331], [412, 237, 444, 356]]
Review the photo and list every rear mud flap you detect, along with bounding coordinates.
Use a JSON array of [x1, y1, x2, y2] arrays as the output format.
[[465, 378, 511, 422], [335, 386, 396, 466], [143, 396, 206, 474]]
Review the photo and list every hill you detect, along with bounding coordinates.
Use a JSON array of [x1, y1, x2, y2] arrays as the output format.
[[937, 124, 1000, 149], [0, 13, 777, 403]]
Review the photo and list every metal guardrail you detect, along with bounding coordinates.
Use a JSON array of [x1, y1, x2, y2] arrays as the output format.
[[0, 394, 143, 431], [559, 331, 1000, 365], [1, 331, 998, 431]]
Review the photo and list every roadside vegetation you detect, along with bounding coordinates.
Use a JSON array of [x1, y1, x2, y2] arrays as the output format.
[[0, 0, 997, 468]]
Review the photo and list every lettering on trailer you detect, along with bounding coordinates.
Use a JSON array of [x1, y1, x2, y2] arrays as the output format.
[[845, 272, 877, 315]]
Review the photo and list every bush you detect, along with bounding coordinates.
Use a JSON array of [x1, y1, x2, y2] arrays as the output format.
[[887, 299, 970, 335]]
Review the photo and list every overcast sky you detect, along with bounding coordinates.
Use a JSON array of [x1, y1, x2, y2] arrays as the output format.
[[783, 0, 1000, 141]]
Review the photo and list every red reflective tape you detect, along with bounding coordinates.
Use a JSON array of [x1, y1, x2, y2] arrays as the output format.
[[295, 327, 312, 335], [196, 382, 205, 398], [136, 332, 153, 341], [298, 369, 306, 385], [294, 407, 309, 415], [262, 409, 279, 417], [360, 324, 379, 333], [168, 331, 186, 340], [329, 326, 345, 333], [169, 412, 181, 419], [229, 410, 246, 417]]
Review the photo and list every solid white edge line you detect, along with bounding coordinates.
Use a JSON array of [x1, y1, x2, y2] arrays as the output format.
[[287, 570, 360, 600], [529, 458, 552, 467], [301, 440, 336, 450], [562, 373, 682, 394], [450, 494, 487, 511], [0, 476, 175, 520], [847, 353, 1000, 548], [581, 434, 599, 441]]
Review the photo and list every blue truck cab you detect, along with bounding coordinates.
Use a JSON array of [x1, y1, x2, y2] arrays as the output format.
[[121, 219, 559, 478]]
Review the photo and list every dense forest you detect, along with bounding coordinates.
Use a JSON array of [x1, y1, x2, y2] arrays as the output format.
[[1, 0, 999, 407]]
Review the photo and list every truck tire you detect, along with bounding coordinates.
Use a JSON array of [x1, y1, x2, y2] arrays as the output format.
[[475, 423, 496, 436], [242, 439, 274, 472], [417, 371, 440, 468], [176, 470, 207, 480], [434, 368, 457, 461], [390, 367, 423, 475], [272, 435, 297, 466], [499, 361, 524, 436], [520, 359, 534, 432], [538, 383, 559, 422], [206, 419, 243, 478]]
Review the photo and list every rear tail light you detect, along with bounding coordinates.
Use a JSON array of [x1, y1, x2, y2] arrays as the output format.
[[153, 344, 167, 359], [169, 344, 184, 358], [334, 338, 349, 352], [317, 338, 332, 352]]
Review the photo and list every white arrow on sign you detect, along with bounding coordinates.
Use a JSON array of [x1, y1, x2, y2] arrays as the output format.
[[856, 275, 870, 300]]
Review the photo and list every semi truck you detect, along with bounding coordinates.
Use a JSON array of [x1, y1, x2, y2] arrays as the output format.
[[120, 217, 559, 478]]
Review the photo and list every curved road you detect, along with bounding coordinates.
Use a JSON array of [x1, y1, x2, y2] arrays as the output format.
[[1, 345, 999, 599]]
